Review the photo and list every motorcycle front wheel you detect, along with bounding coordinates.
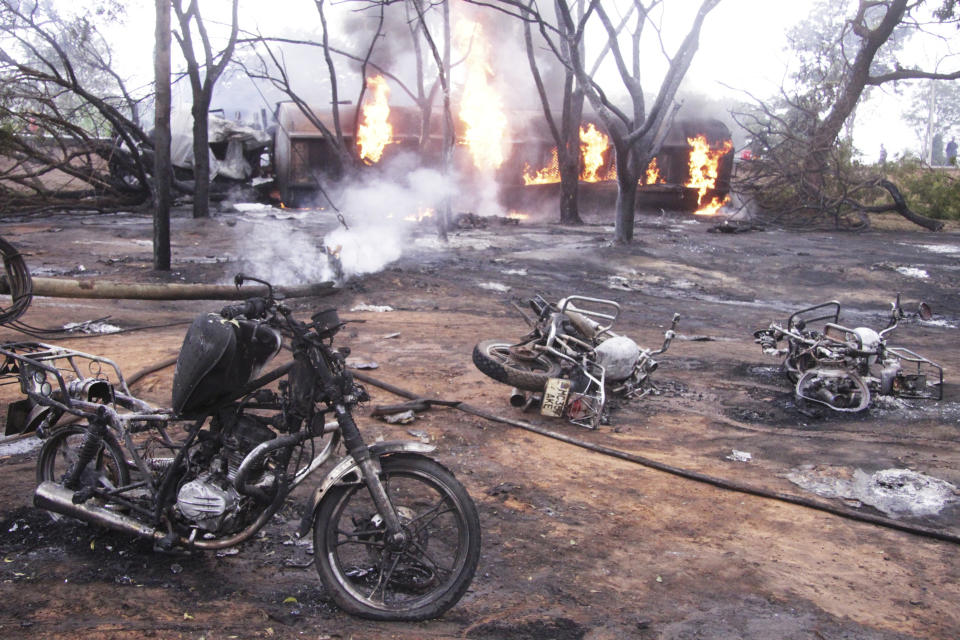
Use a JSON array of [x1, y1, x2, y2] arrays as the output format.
[[313, 454, 480, 621], [473, 338, 562, 391]]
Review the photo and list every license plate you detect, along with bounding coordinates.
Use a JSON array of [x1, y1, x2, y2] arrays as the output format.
[[541, 378, 571, 417]]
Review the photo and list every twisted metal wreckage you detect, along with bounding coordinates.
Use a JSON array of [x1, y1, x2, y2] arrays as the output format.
[[1, 233, 958, 588]]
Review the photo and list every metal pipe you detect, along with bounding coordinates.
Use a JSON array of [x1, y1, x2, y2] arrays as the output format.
[[0, 276, 337, 301], [351, 370, 960, 547], [34, 481, 163, 540]]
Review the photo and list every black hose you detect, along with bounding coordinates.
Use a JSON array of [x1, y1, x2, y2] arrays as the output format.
[[0, 236, 33, 325], [351, 370, 960, 547]]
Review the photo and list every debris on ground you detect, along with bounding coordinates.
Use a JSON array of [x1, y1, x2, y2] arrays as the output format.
[[382, 410, 416, 424], [62, 320, 122, 334], [785, 466, 958, 517], [349, 303, 394, 313]]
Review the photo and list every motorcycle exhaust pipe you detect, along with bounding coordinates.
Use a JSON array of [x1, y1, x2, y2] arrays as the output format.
[[34, 481, 162, 541], [509, 387, 526, 408]]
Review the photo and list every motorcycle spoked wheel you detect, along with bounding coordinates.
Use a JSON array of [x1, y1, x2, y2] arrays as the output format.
[[794, 368, 871, 412], [472, 338, 562, 391], [313, 454, 481, 621], [36, 424, 130, 519]]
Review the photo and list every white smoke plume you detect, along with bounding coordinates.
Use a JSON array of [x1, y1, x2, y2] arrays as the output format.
[[239, 161, 458, 285]]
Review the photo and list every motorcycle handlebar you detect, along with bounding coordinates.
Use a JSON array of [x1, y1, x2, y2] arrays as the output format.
[[220, 297, 269, 320]]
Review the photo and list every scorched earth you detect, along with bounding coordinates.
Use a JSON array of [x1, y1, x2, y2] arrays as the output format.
[[0, 205, 958, 640]]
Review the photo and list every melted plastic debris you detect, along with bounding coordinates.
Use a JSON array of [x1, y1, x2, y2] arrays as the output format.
[[231, 203, 276, 213], [349, 303, 394, 313], [62, 320, 121, 334], [786, 465, 958, 517], [895, 266, 929, 279], [916, 244, 960, 255], [0, 436, 42, 457], [920, 318, 959, 329], [478, 282, 510, 292]]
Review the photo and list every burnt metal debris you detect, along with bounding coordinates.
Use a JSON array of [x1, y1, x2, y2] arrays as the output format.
[[472, 294, 679, 429], [753, 296, 942, 413]]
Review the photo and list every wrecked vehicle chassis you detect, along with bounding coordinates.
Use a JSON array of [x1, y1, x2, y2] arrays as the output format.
[[0, 281, 480, 622]]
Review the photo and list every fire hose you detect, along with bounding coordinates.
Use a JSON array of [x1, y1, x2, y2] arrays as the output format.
[[351, 370, 960, 547], [5, 347, 957, 546]]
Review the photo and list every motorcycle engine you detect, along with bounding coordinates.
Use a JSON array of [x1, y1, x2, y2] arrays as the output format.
[[176, 470, 240, 532], [176, 413, 277, 533]]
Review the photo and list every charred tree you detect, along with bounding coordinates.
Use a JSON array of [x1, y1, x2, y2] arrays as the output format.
[[154, 0, 172, 270], [172, 0, 240, 219], [734, 0, 959, 230], [522, 0, 583, 225], [474, 0, 722, 242], [0, 1, 153, 213]]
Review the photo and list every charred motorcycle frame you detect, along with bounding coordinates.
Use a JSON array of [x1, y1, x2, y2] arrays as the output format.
[[1, 275, 480, 621], [753, 296, 942, 412], [473, 295, 679, 428]]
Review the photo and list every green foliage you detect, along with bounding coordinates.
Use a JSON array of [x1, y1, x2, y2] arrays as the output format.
[[0, 120, 14, 153], [882, 156, 960, 220]]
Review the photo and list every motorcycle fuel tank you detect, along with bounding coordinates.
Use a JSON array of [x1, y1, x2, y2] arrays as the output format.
[[172, 314, 281, 416], [595, 335, 641, 381]]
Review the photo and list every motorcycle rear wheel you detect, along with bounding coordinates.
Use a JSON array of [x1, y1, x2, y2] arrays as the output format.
[[313, 454, 480, 621], [36, 424, 129, 518], [473, 338, 562, 391]]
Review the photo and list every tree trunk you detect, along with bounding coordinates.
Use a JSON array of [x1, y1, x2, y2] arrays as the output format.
[[804, 0, 907, 181], [558, 146, 581, 224], [558, 87, 584, 225], [613, 142, 637, 243], [191, 101, 210, 219], [153, 0, 171, 270]]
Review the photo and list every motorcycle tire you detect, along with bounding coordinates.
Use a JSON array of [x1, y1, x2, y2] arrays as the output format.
[[472, 338, 562, 392], [313, 454, 481, 621], [36, 424, 129, 518], [794, 368, 870, 412]]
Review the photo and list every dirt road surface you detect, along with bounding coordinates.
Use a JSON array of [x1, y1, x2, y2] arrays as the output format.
[[1, 206, 958, 639]]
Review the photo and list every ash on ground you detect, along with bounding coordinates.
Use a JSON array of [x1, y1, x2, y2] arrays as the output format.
[[786, 466, 958, 517]]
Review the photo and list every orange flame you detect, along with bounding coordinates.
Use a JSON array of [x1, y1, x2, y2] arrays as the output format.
[[645, 157, 664, 185], [357, 76, 393, 164], [404, 207, 434, 222], [579, 124, 610, 182], [694, 195, 730, 216], [507, 210, 529, 220], [457, 21, 508, 170], [687, 135, 732, 214], [522, 148, 560, 185]]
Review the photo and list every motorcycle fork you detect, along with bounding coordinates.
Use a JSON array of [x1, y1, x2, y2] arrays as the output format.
[[333, 404, 407, 546]]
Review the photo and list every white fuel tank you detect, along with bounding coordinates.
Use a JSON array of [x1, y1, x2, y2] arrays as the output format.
[[595, 335, 641, 381]]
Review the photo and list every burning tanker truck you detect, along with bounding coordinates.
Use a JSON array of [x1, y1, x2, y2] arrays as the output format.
[[271, 96, 734, 216]]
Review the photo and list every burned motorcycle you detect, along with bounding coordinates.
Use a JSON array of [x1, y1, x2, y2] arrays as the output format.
[[473, 295, 679, 429], [1, 275, 480, 621], [753, 296, 942, 412]]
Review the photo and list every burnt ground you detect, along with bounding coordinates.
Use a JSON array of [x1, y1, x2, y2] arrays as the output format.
[[1, 204, 959, 639]]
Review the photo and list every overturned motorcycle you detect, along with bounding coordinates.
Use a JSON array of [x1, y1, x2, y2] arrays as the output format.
[[753, 296, 943, 412], [1, 275, 480, 621], [473, 295, 679, 429]]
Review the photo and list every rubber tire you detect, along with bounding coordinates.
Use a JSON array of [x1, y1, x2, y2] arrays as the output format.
[[36, 424, 129, 490], [472, 338, 562, 392], [313, 454, 481, 621]]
